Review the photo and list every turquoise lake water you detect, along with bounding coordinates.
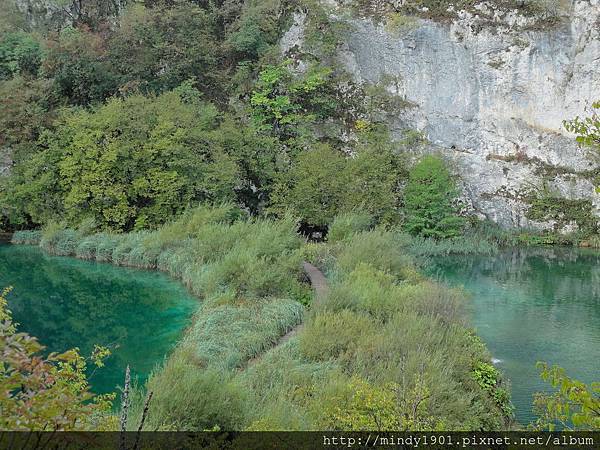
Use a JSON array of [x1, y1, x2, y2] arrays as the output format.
[[431, 247, 600, 425], [0, 244, 197, 394]]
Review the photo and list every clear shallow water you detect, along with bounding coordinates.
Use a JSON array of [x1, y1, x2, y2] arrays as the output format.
[[430, 247, 600, 426], [0, 244, 197, 394]]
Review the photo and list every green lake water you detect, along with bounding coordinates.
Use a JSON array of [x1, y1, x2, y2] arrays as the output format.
[[0, 244, 197, 395], [431, 247, 600, 426]]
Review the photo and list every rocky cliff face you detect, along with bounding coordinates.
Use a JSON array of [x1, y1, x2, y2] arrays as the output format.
[[13, 0, 125, 30], [288, 0, 600, 230]]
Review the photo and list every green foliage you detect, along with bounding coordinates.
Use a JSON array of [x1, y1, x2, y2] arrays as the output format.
[[0, 76, 54, 150], [564, 101, 600, 150], [271, 144, 401, 227], [250, 62, 333, 140], [0, 32, 44, 79], [403, 155, 464, 239], [564, 101, 600, 192], [532, 363, 600, 430], [227, 0, 284, 59], [143, 353, 247, 430], [43, 27, 117, 106], [0, 287, 116, 431], [526, 186, 598, 235], [271, 144, 346, 226], [3, 90, 242, 230], [318, 377, 402, 430], [109, 2, 220, 96], [327, 212, 374, 242], [471, 362, 513, 417]]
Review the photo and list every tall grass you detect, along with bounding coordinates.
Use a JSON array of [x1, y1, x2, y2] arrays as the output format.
[[287, 225, 513, 430], [184, 298, 304, 370], [14, 205, 513, 430], [11, 230, 42, 245], [15, 204, 310, 430], [141, 352, 248, 430]]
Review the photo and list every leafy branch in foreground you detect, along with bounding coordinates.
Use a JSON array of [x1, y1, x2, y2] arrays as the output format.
[[532, 362, 600, 431], [0, 287, 117, 431], [564, 101, 600, 192], [564, 101, 600, 150]]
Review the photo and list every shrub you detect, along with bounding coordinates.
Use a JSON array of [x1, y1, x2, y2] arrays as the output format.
[[39, 223, 78, 256], [11, 230, 41, 245], [328, 212, 374, 243], [532, 363, 600, 430], [0, 288, 116, 431], [403, 155, 464, 239]]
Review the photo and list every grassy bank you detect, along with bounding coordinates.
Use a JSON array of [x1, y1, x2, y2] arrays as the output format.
[[12, 208, 513, 430]]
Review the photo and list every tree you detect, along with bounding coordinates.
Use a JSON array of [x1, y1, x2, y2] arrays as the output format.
[[249, 62, 333, 142], [343, 146, 400, 224], [270, 143, 401, 227], [0, 76, 55, 149], [0, 32, 44, 80], [226, 0, 283, 59], [532, 362, 600, 431], [270, 144, 347, 227], [108, 2, 220, 96], [2, 88, 240, 230], [43, 26, 118, 106], [403, 155, 464, 238], [0, 287, 116, 431]]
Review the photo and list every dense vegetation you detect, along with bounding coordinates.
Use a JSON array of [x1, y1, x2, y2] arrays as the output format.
[[10, 208, 514, 430], [1, 0, 598, 433]]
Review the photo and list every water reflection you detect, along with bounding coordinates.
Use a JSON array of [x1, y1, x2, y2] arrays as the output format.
[[431, 247, 600, 425], [0, 244, 197, 394]]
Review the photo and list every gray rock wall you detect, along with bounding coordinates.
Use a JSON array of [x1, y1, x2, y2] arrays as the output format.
[[295, 1, 600, 229], [13, 0, 125, 30]]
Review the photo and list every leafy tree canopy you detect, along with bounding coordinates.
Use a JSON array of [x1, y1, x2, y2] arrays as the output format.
[[270, 142, 401, 227], [403, 155, 464, 239], [2, 88, 242, 231]]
